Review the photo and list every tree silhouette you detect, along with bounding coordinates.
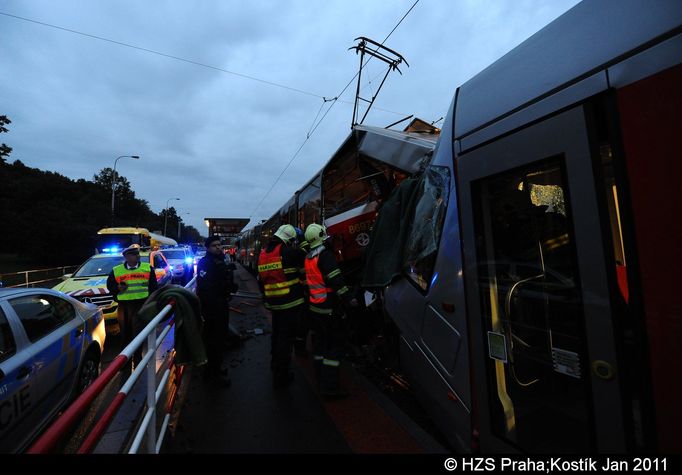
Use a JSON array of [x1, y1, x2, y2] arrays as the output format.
[[0, 115, 12, 164]]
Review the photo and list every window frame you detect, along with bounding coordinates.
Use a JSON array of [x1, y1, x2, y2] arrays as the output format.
[[9, 294, 77, 343], [401, 164, 452, 294]]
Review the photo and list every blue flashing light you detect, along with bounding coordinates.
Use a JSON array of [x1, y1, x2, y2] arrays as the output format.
[[102, 248, 111, 252], [430, 271, 439, 288], [102, 246, 120, 253], [184, 257, 193, 264]]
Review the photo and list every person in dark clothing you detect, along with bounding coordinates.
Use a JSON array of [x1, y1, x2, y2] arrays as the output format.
[[197, 235, 237, 388], [258, 224, 306, 388], [106, 244, 158, 369], [304, 223, 358, 398]]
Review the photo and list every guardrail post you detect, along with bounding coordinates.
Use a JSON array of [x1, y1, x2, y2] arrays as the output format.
[[146, 331, 157, 453], [25, 271, 29, 288]]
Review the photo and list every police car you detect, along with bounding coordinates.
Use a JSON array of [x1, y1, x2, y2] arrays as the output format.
[[160, 246, 195, 285], [52, 249, 172, 323], [0, 287, 106, 453]]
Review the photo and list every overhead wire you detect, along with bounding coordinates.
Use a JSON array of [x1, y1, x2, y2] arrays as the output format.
[[0, 11, 325, 100], [250, 0, 420, 218], [0, 11, 409, 117], [0, 6, 420, 220]]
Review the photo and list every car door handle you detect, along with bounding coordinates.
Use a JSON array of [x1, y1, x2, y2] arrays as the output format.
[[17, 366, 31, 379], [74, 327, 84, 338]]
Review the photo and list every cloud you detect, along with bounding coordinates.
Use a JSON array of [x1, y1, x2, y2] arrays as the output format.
[[1, 0, 580, 233]]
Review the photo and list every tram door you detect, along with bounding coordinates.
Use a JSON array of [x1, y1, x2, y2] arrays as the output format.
[[458, 105, 626, 453]]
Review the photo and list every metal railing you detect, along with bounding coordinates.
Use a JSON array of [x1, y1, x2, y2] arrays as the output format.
[[0, 265, 79, 288], [28, 276, 197, 454]]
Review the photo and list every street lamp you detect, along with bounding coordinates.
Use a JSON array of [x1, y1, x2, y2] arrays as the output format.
[[110, 155, 140, 225], [163, 197, 180, 237], [178, 212, 190, 240]]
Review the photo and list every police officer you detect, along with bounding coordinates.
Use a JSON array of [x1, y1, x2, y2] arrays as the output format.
[[258, 224, 306, 388], [303, 223, 358, 398], [107, 244, 158, 368], [197, 235, 237, 388]]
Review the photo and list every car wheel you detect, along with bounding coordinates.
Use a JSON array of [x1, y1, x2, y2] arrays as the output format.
[[76, 351, 100, 395]]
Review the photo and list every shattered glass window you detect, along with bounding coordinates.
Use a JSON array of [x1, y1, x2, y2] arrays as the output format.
[[403, 165, 450, 291]]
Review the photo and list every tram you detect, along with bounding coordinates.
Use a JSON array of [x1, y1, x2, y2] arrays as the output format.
[[237, 120, 439, 277], [371, 0, 681, 453]]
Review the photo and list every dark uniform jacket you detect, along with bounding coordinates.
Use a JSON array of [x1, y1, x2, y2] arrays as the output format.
[[196, 253, 238, 316], [106, 262, 158, 302]]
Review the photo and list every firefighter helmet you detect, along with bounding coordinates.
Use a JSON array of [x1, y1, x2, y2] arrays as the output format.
[[274, 224, 297, 244], [305, 223, 328, 249]]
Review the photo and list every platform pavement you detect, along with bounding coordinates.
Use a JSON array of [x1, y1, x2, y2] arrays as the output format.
[[163, 263, 448, 454]]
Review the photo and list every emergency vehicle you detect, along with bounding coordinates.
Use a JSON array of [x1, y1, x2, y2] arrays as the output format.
[[52, 249, 172, 322], [95, 227, 177, 254], [0, 287, 106, 452]]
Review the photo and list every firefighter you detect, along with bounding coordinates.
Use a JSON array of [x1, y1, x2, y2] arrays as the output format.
[[197, 235, 237, 388], [258, 224, 306, 388], [303, 223, 358, 398], [107, 244, 158, 369]]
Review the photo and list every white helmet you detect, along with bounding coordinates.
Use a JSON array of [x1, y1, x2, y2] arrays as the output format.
[[122, 244, 141, 255], [274, 224, 297, 244], [304, 223, 328, 249]]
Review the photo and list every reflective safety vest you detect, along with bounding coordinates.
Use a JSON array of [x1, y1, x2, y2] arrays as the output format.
[[304, 255, 333, 307], [113, 262, 152, 301], [258, 244, 304, 311]]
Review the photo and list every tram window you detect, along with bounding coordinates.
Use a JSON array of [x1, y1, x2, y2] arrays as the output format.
[[323, 155, 395, 217], [403, 165, 450, 291], [324, 154, 366, 215], [278, 196, 297, 227], [298, 175, 321, 229], [472, 157, 594, 452]]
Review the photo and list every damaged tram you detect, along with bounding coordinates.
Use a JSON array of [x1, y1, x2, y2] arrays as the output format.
[[237, 119, 439, 278], [363, 0, 681, 454]]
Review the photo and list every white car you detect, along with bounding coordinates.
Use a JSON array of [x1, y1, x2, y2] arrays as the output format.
[[0, 288, 106, 453], [161, 247, 195, 285]]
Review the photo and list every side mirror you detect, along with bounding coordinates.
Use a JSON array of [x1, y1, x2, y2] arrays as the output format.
[[63, 273, 73, 279]]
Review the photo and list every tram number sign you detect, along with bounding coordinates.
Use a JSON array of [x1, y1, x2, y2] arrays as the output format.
[[487, 331, 508, 363]]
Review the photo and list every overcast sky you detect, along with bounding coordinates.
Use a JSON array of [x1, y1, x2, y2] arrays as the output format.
[[1, 0, 581, 235]]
